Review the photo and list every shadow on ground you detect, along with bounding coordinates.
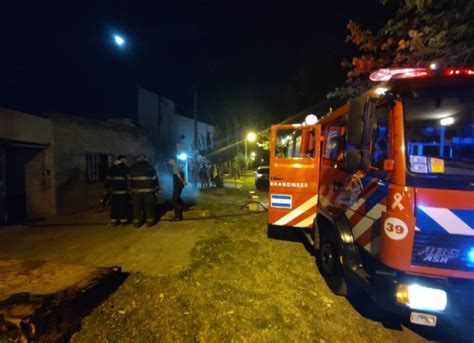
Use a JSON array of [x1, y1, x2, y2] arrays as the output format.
[[0, 261, 129, 342]]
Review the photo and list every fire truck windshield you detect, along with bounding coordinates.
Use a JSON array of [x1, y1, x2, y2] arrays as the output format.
[[403, 88, 474, 177]]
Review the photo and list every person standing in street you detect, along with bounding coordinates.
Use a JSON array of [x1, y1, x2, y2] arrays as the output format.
[[104, 155, 130, 226], [168, 157, 186, 221], [209, 164, 220, 187], [199, 163, 209, 188], [128, 155, 159, 227]]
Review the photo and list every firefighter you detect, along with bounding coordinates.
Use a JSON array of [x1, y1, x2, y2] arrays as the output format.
[[168, 157, 186, 221], [104, 155, 130, 226], [128, 154, 159, 227]]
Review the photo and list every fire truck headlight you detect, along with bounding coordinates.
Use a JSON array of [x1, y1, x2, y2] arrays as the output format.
[[396, 284, 447, 312], [374, 87, 390, 96]]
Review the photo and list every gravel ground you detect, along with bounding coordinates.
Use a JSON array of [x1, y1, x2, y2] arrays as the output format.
[[71, 187, 428, 343]]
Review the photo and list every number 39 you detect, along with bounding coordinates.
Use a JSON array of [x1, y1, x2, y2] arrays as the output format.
[[385, 222, 405, 234], [384, 217, 409, 240]]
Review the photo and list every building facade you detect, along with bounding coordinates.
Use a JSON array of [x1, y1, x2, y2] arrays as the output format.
[[137, 87, 214, 160], [0, 108, 153, 223]]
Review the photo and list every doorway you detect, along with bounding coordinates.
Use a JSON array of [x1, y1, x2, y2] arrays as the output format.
[[0, 143, 44, 224]]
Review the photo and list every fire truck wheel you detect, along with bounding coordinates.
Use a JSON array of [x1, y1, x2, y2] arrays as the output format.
[[319, 229, 347, 296]]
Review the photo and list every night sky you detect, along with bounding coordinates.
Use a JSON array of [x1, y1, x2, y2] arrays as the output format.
[[0, 0, 393, 127]]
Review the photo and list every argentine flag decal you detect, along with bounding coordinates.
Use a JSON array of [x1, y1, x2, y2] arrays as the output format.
[[271, 194, 292, 209]]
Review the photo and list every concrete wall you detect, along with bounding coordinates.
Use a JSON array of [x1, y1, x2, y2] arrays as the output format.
[[25, 145, 56, 218], [137, 88, 215, 159], [137, 87, 176, 159], [49, 113, 153, 215], [175, 114, 214, 155], [0, 107, 52, 144], [0, 108, 55, 222], [0, 108, 154, 219]]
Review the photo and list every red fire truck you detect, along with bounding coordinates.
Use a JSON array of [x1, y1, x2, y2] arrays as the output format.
[[268, 67, 474, 334]]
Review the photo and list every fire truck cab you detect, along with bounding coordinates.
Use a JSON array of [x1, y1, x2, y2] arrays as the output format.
[[268, 67, 474, 334]]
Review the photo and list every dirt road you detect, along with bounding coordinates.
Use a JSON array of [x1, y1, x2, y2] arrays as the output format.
[[0, 187, 429, 342]]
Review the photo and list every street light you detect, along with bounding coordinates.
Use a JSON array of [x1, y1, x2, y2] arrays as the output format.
[[177, 152, 188, 161], [246, 132, 257, 142], [177, 152, 189, 183], [245, 131, 257, 170]]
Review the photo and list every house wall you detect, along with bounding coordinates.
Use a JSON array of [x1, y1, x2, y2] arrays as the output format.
[[0, 107, 52, 144], [25, 145, 56, 218], [137, 88, 215, 159], [175, 114, 214, 155], [137, 87, 176, 159], [0, 108, 154, 220], [0, 108, 55, 222], [49, 113, 153, 214]]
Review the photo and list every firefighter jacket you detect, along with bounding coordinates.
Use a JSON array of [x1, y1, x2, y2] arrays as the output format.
[[105, 162, 129, 195], [128, 161, 159, 193]]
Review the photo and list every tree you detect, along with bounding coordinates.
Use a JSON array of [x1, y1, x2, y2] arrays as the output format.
[[329, 0, 474, 99], [233, 153, 246, 171]]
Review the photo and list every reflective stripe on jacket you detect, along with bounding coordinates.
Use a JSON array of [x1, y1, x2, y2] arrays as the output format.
[[105, 163, 129, 194], [128, 161, 159, 193]]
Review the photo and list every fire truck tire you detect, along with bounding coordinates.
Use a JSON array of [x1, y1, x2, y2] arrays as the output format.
[[319, 228, 348, 296]]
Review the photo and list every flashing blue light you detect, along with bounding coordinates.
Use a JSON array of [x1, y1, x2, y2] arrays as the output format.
[[114, 34, 125, 47], [468, 247, 474, 264], [177, 152, 188, 161]]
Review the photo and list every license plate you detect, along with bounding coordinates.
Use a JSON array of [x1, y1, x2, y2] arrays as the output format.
[[410, 312, 437, 327]]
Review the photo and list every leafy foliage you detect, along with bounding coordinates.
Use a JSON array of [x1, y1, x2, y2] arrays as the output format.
[[233, 153, 246, 170], [329, 0, 474, 99], [257, 130, 271, 151]]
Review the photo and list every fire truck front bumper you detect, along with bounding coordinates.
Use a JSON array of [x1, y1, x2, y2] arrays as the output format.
[[373, 270, 474, 335]]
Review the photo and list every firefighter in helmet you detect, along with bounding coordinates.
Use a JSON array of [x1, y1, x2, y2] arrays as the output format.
[[128, 154, 159, 227], [104, 155, 130, 226]]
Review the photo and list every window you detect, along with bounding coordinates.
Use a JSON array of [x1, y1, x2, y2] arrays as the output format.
[[324, 125, 346, 160], [404, 87, 474, 176], [86, 153, 112, 182], [370, 107, 389, 169], [275, 127, 315, 159]]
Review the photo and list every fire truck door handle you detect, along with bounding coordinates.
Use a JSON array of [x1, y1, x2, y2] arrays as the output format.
[[271, 176, 284, 181]]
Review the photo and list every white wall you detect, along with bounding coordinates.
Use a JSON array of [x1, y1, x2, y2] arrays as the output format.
[[175, 114, 214, 154], [137, 87, 177, 159], [137, 87, 214, 158]]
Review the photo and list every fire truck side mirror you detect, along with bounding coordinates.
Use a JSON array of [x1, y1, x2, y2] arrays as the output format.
[[344, 150, 362, 173], [347, 98, 365, 146], [344, 150, 370, 173]]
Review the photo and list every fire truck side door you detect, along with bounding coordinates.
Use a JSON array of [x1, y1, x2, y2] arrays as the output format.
[[268, 124, 321, 228]]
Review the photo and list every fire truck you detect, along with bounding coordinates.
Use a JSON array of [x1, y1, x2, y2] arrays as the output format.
[[268, 66, 474, 333]]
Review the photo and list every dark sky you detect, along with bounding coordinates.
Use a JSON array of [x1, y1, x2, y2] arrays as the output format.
[[0, 0, 392, 126]]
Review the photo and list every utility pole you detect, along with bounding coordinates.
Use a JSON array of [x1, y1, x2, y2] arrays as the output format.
[[192, 87, 198, 186], [157, 94, 162, 160], [225, 120, 230, 146], [193, 87, 198, 152], [234, 115, 241, 178], [234, 116, 240, 155]]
